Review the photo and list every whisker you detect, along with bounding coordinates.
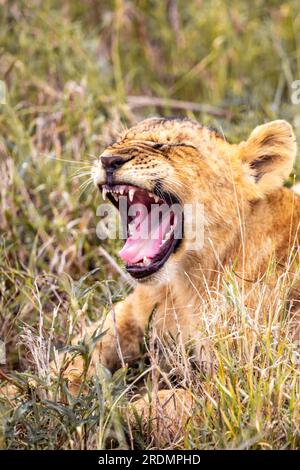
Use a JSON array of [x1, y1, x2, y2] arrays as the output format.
[[78, 177, 93, 190], [71, 171, 92, 179], [77, 179, 94, 198], [46, 156, 91, 165]]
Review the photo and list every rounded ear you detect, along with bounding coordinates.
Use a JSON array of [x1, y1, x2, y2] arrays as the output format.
[[239, 120, 297, 196]]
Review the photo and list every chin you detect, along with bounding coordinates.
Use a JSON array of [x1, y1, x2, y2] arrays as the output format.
[[133, 258, 178, 284]]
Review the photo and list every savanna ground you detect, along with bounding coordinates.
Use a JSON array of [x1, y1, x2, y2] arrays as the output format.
[[0, 0, 300, 450]]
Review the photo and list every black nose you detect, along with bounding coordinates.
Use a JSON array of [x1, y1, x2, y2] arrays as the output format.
[[101, 155, 124, 172], [101, 155, 125, 185]]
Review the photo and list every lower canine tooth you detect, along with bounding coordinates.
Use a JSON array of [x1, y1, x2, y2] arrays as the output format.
[[143, 256, 151, 265], [128, 223, 134, 236]]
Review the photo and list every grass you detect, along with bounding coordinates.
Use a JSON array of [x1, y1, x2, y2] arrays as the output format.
[[0, 0, 300, 449]]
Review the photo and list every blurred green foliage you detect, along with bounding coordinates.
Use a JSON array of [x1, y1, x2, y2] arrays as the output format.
[[0, 0, 300, 450]]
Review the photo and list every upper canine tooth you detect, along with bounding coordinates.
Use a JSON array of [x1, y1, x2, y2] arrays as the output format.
[[102, 187, 107, 200], [129, 189, 135, 202], [153, 195, 159, 203], [119, 187, 124, 195]]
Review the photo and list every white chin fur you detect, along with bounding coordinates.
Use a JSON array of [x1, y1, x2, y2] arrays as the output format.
[[134, 259, 175, 285]]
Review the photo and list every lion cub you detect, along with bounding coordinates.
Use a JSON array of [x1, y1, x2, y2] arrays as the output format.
[[58, 118, 300, 413]]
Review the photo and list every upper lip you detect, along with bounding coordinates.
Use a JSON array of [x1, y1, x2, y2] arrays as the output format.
[[98, 181, 181, 207], [100, 183, 160, 204]]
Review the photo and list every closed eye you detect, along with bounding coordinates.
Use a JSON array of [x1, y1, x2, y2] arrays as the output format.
[[152, 143, 164, 150], [150, 142, 198, 151]]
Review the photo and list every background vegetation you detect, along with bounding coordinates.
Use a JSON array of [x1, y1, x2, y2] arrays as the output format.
[[0, 0, 300, 449]]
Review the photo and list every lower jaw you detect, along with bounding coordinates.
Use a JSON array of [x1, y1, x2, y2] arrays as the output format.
[[125, 237, 182, 280]]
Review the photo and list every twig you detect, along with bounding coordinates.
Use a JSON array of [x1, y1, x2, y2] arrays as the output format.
[[127, 95, 230, 117], [0, 368, 14, 382]]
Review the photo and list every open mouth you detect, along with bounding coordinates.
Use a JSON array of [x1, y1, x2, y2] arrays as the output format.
[[99, 183, 183, 279]]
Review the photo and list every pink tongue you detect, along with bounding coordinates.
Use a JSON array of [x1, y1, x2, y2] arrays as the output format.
[[119, 210, 171, 264]]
